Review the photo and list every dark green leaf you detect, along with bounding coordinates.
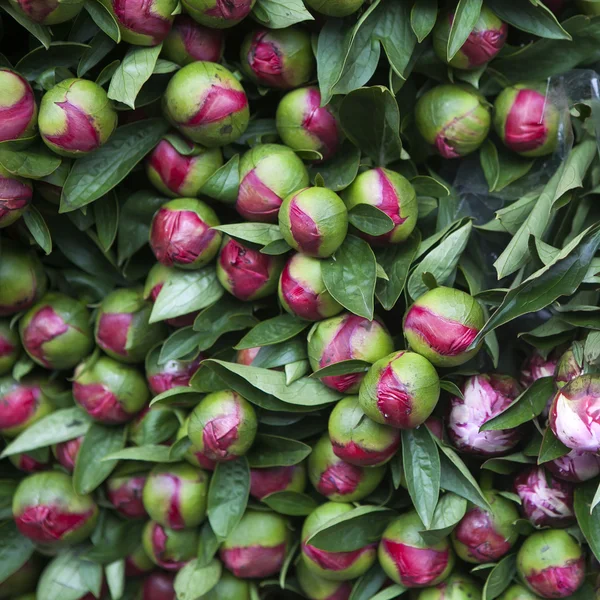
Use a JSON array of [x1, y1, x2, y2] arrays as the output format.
[[0, 2, 51, 49], [262, 491, 318, 516], [370, 585, 407, 600], [410, 0, 437, 42], [197, 521, 220, 567], [83, 0, 121, 42], [102, 445, 180, 463], [200, 155, 240, 204], [348, 204, 395, 236], [482, 554, 517, 600], [252, 0, 313, 28], [0, 521, 34, 583], [174, 559, 221, 600], [309, 142, 361, 192], [247, 434, 311, 468], [251, 339, 307, 369], [36, 550, 96, 600], [574, 482, 600, 562], [0, 143, 61, 179], [212, 222, 283, 247], [439, 380, 463, 399], [447, 0, 482, 60], [310, 359, 371, 379], [480, 140, 534, 193], [538, 427, 570, 464], [236, 314, 308, 350], [94, 192, 119, 252], [482, 452, 534, 475], [419, 493, 467, 545], [78, 31, 115, 77], [16, 42, 89, 80], [23, 206, 52, 255], [350, 564, 388, 600], [411, 175, 449, 198]]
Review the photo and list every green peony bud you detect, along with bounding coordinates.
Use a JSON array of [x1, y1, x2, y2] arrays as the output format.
[[417, 572, 482, 600], [142, 520, 199, 570], [8, 0, 83, 24], [0, 68, 37, 144], [0, 319, 21, 375], [162, 16, 225, 66], [179, 0, 255, 28], [198, 572, 250, 600], [304, 0, 364, 17]]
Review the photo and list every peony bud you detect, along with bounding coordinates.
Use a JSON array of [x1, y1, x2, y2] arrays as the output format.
[[547, 448, 600, 483], [250, 463, 307, 500], [308, 313, 394, 393], [0, 557, 41, 599], [425, 416, 447, 441], [276, 86, 342, 161], [198, 572, 250, 600], [416, 573, 482, 600], [180, 0, 254, 28], [301, 502, 377, 581], [220, 510, 290, 578], [106, 469, 149, 519], [517, 529, 585, 598], [12, 471, 98, 547], [241, 27, 314, 90], [520, 350, 559, 389], [343, 167, 418, 245], [73, 355, 150, 424], [36, 159, 71, 205], [95, 287, 167, 364], [308, 434, 386, 502], [498, 584, 544, 600], [0, 69, 37, 143], [163, 16, 225, 65], [188, 390, 257, 463], [0, 166, 32, 229], [493, 84, 560, 158], [216, 237, 284, 301], [448, 374, 523, 456], [52, 436, 83, 473], [150, 198, 222, 270], [176, 416, 216, 470], [163, 62, 249, 147], [433, 6, 507, 70], [297, 559, 353, 600], [403, 286, 485, 367], [359, 351, 441, 430], [9, 450, 52, 473], [554, 347, 582, 390], [303, 0, 364, 17], [236, 346, 260, 366], [279, 187, 348, 258], [278, 253, 343, 321], [0, 245, 47, 317], [140, 571, 175, 600], [19, 292, 93, 370], [237, 143, 309, 223], [99, 0, 177, 46], [142, 462, 209, 529], [125, 543, 154, 576], [415, 84, 491, 158], [0, 319, 21, 375], [328, 395, 400, 467], [8, 0, 83, 24], [549, 374, 600, 453], [379, 510, 455, 588], [142, 520, 199, 570], [145, 343, 201, 395], [146, 135, 223, 198], [514, 466, 574, 529], [0, 375, 54, 437], [451, 490, 519, 564], [39, 78, 117, 157]]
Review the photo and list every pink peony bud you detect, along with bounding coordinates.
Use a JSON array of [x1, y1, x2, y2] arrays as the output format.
[[180, 0, 254, 28], [145, 345, 202, 396], [216, 237, 284, 301], [53, 436, 83, 473], [520, 350, 559, 388], [547, 448, 600, 483], [448, 374, 523, 456], [236, 346, 261, 366], [549, 374, 600, 453], [0, 69, 38, 143], [142, 520, 199, 570], [106, 470, 148, 519], [8, 0, 83, 24], [0, 319, 21, 376], [163, 16, 225, 66], [0, 166, 32, 229], [140, 571, 176, 600], [514, 466, 575, 529], [250, 464, 306, 500], [297, 559, 353, 600], [9, 451, 52, 473]]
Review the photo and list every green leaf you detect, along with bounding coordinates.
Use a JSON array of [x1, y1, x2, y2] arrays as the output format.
[[411, 0, 437, 43], [197, 522, 220, 567], [411, 176, 449, 198], [102, 445, 180, 463], [574, 482, 600, 562], [247, 434, 311, 468], [23, 206, 52, 255], [200, 155, 240, 204], [252, 339, 307, 370], [479, 140, 534, 193], [108, 45, 162, 109], [1, 407, 91, 457], [482, 452, 534, 475], [236, 314, 308, 350], [285, 359, 309, 385], [419, 493, 467, 545], [150, 267, 224, 323], [307, 506, 397, 552], [482, 554, 517, 600], [309, 142, 361, 192], [370, 585, 407, 600], [36, 550, 98, 600], [78, 31, 116, 77], [310, 359, 371, 379], [339, 87, 402, 166], [350, 565, 388, 600], [105, 560, 124, 600], [97, 60, 120, 86], [262, 491, 318, 516], [94, 192, 119, 252], [15, 42, 89, 80], [322, 235, 377, 320], [74, 424, 126, 494], [538, 427, 570, 464], [408, 221, 471, 300], [402, 427, 440, 528], [0, 143, 61, 179], [348, 204, 395, 236], [212, 222, 283, 247], [60, 119, 170, 213], [0, 2, 51, 49], [174, 559, 221, 600], [252, 0, 314, 29], [0, 521, 34, 583], [208, 458, 250, 541], [84, 0, 121, 42], [447, 0, 482, 61]]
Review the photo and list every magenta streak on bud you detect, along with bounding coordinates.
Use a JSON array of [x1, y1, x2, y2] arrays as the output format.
[[219, 239, 272, 300], [526, 559, 585, 598], [505, 89, 549, 153], [187, 87, 248, 126], [45, 100, 100, 153], [0, 79, 35, 142], [0, 175, 31, 219], [302, 88, 339, 160], [279, 264, 322, 321], [332, 439, 398, 467], [178, 17, 223, 62], [22, 306, 68, 367], [0, 335, 15, 358], [376, 362, 413, 429], [55, 437, 82, 472], [250, 466, 294, 500], [0, 386, 37, 430], [150, 140, 194, 195], [382, 540, 450, 587], [460, 25, 508, 68], [303, 541, 375, 571], [454, 508, 512, 561], [113, 0, 171, 44], [151, 209, 217, 266], [404, 305, 478, 357], [12, 0, 58, 22], [163, 474, 184, 529], [237, 169, 283, 222], [378, 169, 405, 227], [151, 523, 186, 569], [73, 382, 130, 424], [434, 104, 480, 159], [327, 585, 352, 600], [547, 450, 600, 483], [17, 453, 49, 472], [248, 32, 284, 86], [15, 505, 93, 543], [204, 0, 252, 19], [220, 543, 286, 578], [125, 555, 148, 577], [97, 312, 132, 357], [107, 476, 147, 518], [317, 461, 361, 497], [193, 451, 217, 471], [202, 411, 240, 460], [289, 198, 320, 255]]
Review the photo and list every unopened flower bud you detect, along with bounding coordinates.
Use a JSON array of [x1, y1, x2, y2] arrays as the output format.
[[142, 520, 199, 570], [106, 468, 149, 519], [52, 436, 83, 473], [0, 166, 31, 229], [250, 463, 306, 500], [304, 0, 364, 17], [180, 0, 254, 28], [0, 69, 37, 143], [163, 16, 225, 65], [0, 319, 21, 376], [8, 0, 83, 24], [547, 448, 600, 483]]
